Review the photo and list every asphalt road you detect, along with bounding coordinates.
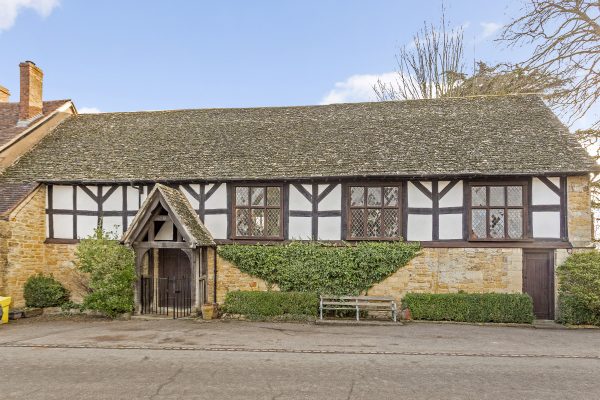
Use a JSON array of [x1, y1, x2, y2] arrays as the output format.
[[1, 318, 599, 399]]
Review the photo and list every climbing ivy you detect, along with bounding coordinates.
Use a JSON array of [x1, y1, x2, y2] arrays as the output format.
[[218, 241, 421, 295]]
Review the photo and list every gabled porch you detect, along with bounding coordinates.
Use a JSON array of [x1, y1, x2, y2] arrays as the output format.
[[122, 184, 216, 318]]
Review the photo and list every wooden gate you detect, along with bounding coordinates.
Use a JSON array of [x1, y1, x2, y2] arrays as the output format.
[[523, 250, 555, 320]]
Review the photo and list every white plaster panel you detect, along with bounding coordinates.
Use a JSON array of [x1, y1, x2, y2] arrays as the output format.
[[407, 182, 432, 208], [155, 220, 173, 240], [318, 216, 341, 240], [204, 214, 227, 239], [102, 187, 123, 211], [439, 214, 463, 240], [127, 187, 140, 210], [439, 181, 463, 208], [205, 184, 227, 209], [407, 214, 432, 241], [52, 185, 73, 209], [318, 184, 341, 211], [102, 216, 123, 234], [127, 216, 135, 228], [532, 178, 560, 205], [77, 216, 99, 239], [289, 185, 312, 211], [288, 217, 312, 240], [532, 211, 561, 238], [53, 214, 73, 239], [180, 184, 200, 210], [76, 186, 97, 211], [140, 186, 150, 204]]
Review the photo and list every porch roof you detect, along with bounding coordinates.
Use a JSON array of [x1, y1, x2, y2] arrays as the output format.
[[123, 184, 215, 247]]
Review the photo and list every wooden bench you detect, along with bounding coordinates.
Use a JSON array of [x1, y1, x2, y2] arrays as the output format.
[[319, 295, 397, 322]]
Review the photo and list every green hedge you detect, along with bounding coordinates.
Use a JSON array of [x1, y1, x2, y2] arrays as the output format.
[[223, 291, 319, 319], [23, 274, 70, 308], [402, 293, 535, 324], [557, 251, 600, 326], [218, 242, 420, 295]]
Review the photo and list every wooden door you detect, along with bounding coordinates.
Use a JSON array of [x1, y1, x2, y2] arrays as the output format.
[[158, 249, 191, 308], [159, 249, 190, 279], [523, 250, 554, 320]]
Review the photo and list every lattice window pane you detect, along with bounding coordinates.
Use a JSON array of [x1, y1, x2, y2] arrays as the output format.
[[367, 209, 382, 237], [471, 209, 487, 238], [235, 209, 250, 236], [382, 209, 399, 238], [507, 186, 523, 206], [350, 187, 365, 207], [265, 209, 280, 236], [367, 187, 382, 206], [251, 209, 265, 236], [251, 187, 265, 206], [350, 209, 365, 237], [236, 187, 249, 206], [471, 187, 486, 207], [266, 187, 281, 206], [507, 209, 523, 239], [384, 187, 398, 207], [489, 208, 505, 238], [489, 187, 505, 207]]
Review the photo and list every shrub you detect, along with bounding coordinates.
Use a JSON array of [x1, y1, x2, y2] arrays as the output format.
[[402, 293, 535, 324], [76, 227, 136, 318], [218, 242, 421, 295], [557, 251, 600, 326], [23, 274, 70, 308], [223, 291, 319, 319]]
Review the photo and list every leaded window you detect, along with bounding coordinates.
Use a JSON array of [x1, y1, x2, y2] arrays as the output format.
[[469, 184, 526, 240], [348, 185, 402, 240], [233, 185, 283, 239]]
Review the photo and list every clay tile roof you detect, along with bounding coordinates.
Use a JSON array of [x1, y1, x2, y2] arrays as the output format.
[[0, 100, 70, 148], [0, 95, 596, 185], [0, 182, 38, 216]]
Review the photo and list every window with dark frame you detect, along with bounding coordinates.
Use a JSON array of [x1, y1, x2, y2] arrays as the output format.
[[233, 185, 283, 239], [469, 184, 526, 240], [347, 185, 402, 240]]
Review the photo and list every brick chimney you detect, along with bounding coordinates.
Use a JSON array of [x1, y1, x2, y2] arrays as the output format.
[[0, 85, 9, 103], [19, 61, 43, 121]]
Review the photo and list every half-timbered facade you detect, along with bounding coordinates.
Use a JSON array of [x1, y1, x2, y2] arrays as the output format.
[[0, 95, 596, 318]]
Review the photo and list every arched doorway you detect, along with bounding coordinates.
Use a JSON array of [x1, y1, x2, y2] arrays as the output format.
[[157, 249, 192, 310]]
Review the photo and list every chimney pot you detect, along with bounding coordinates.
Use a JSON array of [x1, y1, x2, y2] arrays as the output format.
[[19, 61, 43, 121], [0, 85, 9, 103]]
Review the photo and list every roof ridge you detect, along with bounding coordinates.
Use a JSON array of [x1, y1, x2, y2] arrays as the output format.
[[73, 94, 542, 116]]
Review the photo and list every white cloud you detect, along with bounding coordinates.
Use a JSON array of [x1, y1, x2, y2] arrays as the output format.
[[480, 22, 502, 39], [0, 0, 59, 32], [78, 107, 101, 114], [320, 72, 397, 104]]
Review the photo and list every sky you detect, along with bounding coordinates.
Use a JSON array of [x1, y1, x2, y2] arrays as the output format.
[[0, 0, 595, 129]]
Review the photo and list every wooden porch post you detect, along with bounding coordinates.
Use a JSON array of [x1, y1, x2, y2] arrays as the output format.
[[133, 247, 145, 315]]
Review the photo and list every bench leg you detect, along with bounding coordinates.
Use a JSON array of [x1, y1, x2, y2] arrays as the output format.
[[356, 305, 359, 321], [320, 300, 323, 320]]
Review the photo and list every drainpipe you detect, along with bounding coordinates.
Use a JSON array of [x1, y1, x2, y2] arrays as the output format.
[[213, 246, 217, 304]]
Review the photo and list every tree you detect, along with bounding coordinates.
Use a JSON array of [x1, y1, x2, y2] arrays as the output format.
[[374, 8, 566, 101], [374, 10, 465, 101], [447, 61, 568, 98], [500, 0, 600, 128]]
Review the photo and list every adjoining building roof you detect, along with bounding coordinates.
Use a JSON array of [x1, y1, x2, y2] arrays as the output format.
[[0, 100, 71, 148], [123, 183, 215, 247], [0, 95, 596, 185]]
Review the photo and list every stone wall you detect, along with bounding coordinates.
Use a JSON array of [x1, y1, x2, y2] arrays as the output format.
[[0, 186, 85, 307], [367, 248, 523, 304], [207, 247, 276, 304], [567, 175, 594, 248]]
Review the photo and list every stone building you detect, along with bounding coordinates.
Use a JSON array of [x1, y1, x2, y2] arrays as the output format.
[[0, 64, 596, 319]]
